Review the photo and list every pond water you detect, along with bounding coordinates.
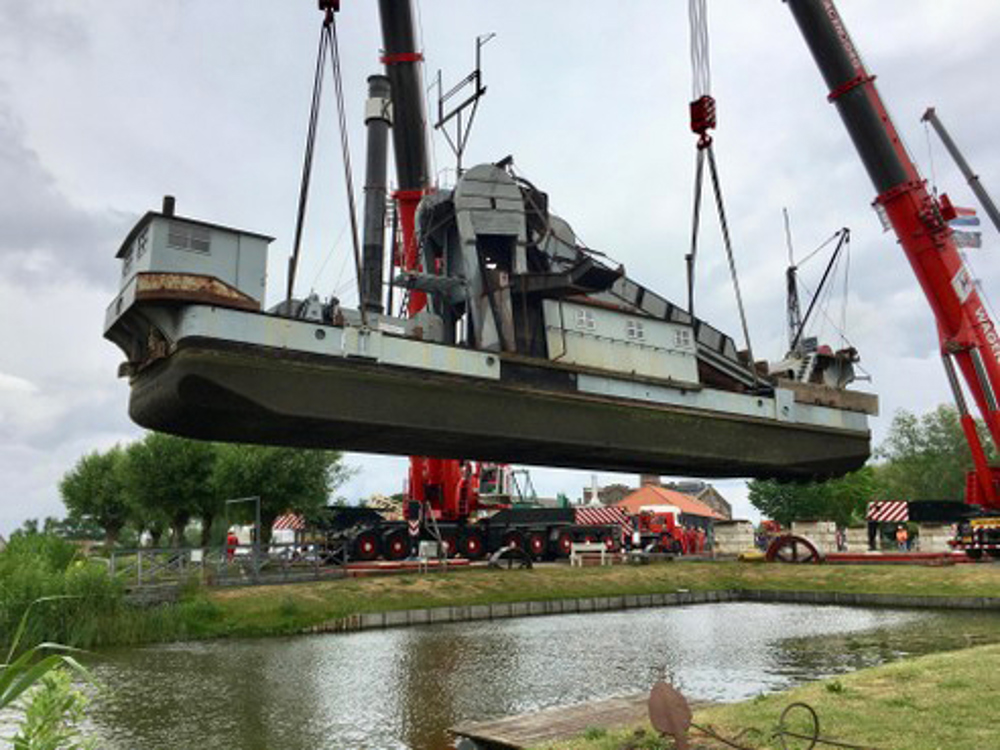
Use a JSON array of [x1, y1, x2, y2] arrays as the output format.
[[83, 603, 999, 750]]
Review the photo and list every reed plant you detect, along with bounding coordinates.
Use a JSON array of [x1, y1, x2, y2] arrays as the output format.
[[0, 531, 194, 650]]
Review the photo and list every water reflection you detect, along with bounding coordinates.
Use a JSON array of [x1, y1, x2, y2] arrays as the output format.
[[86, 603, 1000, 750]]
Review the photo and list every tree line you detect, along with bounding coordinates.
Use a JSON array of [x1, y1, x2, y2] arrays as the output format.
[[749, 404, 993, 526], [58, 433, 354, 547]]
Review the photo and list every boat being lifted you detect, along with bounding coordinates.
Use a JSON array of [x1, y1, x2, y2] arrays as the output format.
[[104, 162, 876, 481], [104, 0, 876, 482]]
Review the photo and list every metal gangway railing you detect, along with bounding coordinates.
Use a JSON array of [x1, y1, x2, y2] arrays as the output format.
[[105, 541, 347, 589]]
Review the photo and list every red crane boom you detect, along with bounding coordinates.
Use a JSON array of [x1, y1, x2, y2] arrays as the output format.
[[786, 0, 1000, 508]]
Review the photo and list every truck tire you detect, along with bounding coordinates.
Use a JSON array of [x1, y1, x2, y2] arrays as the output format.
[[502, 530, 524, 550], [460, 530, 486, 560], [526, 531, 547, 560], [554, 530, 573, 558], [353, 531, 380, 561], [384, 530, 409, 561]]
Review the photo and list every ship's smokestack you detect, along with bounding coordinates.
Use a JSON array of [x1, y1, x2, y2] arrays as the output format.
[[162, 195, 176, 217], [361, 75, 392, 314]]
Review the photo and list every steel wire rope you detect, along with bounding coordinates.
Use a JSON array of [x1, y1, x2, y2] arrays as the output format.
[[326, 13, 367, 326], [309, 220, 350, 294], [791, 230, 848, 346], [812, 237, 844, 344], [795, 281, 869, 378], [689, 0, 711, 99], [686, 0, 759, 385], [923, 117, 939, 197], [797, 230, 843, 268], [706, 146, 759, 384], [840, 235, 851, 348], [688, 146, 707, 315], [285, 26, 330, 307], [790, 228, 856, 352]]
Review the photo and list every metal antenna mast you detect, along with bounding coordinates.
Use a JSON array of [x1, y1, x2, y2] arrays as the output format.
[[783, 208, 804, 354], [434, 33, 495, 177]]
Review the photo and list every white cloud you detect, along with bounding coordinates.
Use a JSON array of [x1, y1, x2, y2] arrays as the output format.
[[0, 372, 37, 395]]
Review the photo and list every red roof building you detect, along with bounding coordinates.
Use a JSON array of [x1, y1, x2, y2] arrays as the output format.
[[614, 485, 725, 521]]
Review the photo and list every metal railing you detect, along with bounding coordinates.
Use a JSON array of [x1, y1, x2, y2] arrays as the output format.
[[106, 542, 347, 589]]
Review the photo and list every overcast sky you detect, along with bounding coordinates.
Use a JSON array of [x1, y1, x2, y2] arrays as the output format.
[[3, 1, 1000, 535]]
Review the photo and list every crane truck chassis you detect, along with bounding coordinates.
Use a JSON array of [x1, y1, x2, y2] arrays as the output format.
[[314, 506, 628, 562]]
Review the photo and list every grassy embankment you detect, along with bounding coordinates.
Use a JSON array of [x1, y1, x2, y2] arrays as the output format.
[[535, 642, 1000, 750], [5, 546, 1000, 649], [185, 561, 1000, 640]]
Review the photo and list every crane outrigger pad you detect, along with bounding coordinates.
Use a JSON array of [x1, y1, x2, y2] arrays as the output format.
[[124, 329, 870, 481]]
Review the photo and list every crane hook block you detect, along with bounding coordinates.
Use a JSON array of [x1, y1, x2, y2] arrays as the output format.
[[690, 95, 716, 148], [318, 0, 340, 12]]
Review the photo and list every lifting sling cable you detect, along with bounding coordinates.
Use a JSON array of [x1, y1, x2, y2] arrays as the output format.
[[686, 0, 758, 384], [328, 12, 366, 326], [286, 28, 328, 307], [285, 7, 367, 326]]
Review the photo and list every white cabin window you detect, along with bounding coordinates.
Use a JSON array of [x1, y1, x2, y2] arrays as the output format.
[[575, 309, 596, 331], [626, 320, 645, 341], [168, 222, 211, 254], [136, 227, 149, 259], [121, 246, 133, 277], [674, 328, 693, 348]]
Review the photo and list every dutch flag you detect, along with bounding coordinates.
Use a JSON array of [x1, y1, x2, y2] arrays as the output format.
[[950, 206, 982, 248]]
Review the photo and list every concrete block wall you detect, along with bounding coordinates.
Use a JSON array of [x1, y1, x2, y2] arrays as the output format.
[[845, 526, 870, 552], [917, 523, 954, 553], [713, 521, 755, 555], [308, 588, 1000, 638], [791, 520, 838, 554]]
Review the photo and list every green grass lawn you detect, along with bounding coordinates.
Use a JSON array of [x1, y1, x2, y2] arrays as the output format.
[[178, 560, 1000, 640], [536, 642, 1000, 750]]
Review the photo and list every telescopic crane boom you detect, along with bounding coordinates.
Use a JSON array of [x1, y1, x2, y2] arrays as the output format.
[[786, 0, 1000, 507]]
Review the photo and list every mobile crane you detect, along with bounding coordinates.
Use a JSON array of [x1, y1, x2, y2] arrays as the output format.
[[786, 0, 1000, 556]]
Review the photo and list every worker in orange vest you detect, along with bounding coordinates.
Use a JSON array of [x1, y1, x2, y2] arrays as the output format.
[[896, 525, 909, 552]]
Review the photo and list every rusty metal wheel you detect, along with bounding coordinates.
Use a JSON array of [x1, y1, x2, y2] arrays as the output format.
[[765, 534, 822, 564]]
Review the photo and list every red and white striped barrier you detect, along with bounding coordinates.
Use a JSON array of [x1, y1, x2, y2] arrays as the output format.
[[574, 506, 634, 535], [273, 513, 306, 531], [865, 501, 909, 523]]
